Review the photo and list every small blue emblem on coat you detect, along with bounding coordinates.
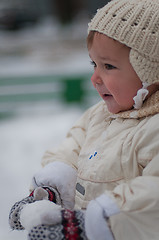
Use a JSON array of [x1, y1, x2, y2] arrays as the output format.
[[89, 151, 97, 159]]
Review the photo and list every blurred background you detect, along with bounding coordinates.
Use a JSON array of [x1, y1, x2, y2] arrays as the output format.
[[0, 0, 110, 239]]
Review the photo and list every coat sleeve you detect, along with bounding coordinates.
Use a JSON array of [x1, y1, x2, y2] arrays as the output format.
[[104, 115, 159, 240], [107, 174, 159, 240]]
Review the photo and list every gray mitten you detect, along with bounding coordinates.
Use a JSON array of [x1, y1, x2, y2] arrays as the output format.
[[9, 186, 61, 230], [27, 209, 87, 240], [9, 195, 35, 230]]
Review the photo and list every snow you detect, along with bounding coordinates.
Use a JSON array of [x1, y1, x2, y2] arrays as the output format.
[[0, 17, 98, 240], [0, 104, 83, 240], [20, 200, 63, 231]]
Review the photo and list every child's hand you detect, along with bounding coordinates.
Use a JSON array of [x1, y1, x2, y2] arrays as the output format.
[[32, 161, 77, 210], [26, 197, 118, 240], [20, 200, 62, 231], [28, 209, 87, 240], [9, 195, 35, 230], [85, 194, 120, 240], [9, 186, 61, 230]]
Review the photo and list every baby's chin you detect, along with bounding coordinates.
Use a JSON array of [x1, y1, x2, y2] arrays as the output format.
[[105, 101, 133, 114]]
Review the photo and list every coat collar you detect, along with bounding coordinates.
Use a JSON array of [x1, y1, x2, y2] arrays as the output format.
[[109, 91, 159, 119]]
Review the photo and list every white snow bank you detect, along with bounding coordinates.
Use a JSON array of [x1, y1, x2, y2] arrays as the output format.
[[0, 103, 83, 240]]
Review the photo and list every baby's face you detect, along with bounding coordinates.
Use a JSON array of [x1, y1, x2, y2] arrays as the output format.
[[89, 33, 142, 114]]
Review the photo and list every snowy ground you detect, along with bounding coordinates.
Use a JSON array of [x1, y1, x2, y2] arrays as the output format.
[[0, 17, 99, 240], [0, 102, 84, 240]]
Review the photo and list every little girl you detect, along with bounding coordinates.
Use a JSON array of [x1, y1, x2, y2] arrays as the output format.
[[9, 0, 159, 239]]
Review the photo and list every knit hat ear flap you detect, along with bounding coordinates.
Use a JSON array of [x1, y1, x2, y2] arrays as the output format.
[[129, 49, 159, 85]]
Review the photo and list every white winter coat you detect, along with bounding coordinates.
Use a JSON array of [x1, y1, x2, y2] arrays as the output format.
[[42, 91, 159, 240]]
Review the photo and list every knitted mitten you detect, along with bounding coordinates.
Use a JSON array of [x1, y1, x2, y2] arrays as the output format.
[[28, 209, 88, 240], [9, 187, 61, 230], [9, 195, 35, 230], [32, 161, 77, 210]]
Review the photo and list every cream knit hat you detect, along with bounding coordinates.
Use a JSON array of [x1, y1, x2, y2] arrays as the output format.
[[88, 0, 159, 85]]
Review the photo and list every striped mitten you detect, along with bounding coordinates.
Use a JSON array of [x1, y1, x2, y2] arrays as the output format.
[[28, 209, 87, 240], [9, 186, 61, 230]]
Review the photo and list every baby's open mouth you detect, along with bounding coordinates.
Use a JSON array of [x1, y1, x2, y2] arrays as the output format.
[[103, 93, 112, 97], [102, 93, 113, 101]]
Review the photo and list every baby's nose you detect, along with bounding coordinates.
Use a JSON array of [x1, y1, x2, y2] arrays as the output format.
[[91, 71, 103, 87]]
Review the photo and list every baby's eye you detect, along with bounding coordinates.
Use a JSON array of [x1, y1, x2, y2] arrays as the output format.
[[90, 61, 97, 68], [105, 64, 116, 70]]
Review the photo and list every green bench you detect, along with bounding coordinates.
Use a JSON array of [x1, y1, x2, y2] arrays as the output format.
[[0, 73, 99, 117]]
